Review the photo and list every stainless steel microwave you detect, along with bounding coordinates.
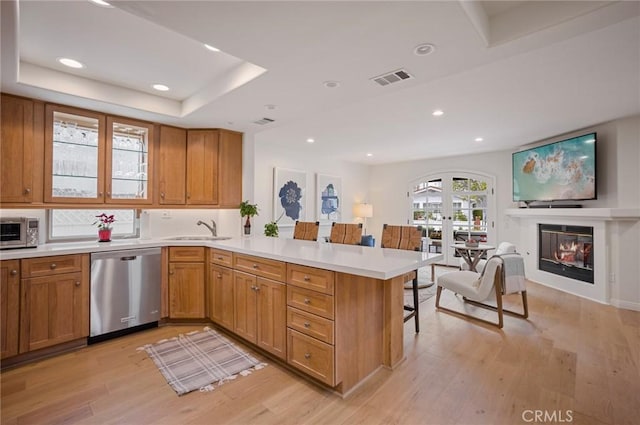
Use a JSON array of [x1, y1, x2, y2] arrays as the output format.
[[0, 217, 39, 250]]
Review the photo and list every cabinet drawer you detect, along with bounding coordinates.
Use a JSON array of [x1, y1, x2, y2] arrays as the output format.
[[169, 246, 205, 262], [21, 255, 83, 278], [287, 286, 334, 320], [287, 329, 335, 386], [234, 254, 286, 282], [210, 248, 233, 267], [287, 307, 334, 345], [287, 264, 334, 295]]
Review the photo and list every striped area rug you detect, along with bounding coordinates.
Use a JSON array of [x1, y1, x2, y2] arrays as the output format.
[[139, 327, 266, 396]]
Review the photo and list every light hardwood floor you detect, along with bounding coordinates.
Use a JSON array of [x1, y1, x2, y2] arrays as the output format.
[[2, 280, 639, 425]]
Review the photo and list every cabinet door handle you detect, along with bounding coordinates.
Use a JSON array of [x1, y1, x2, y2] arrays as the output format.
[[24, 188, 31, 195], [50, 263, 57, 269], [217, 274, 222, 278], [303, 322, 311, 328], [187, 193, 191, 199], [98, 192, 103, 197], [75, 281, 81, 287], [107, 192, 111, 197], [304, 353, 311, 359], [169, 271, 174, 275], [303, 275, 310, 281], [160, 192, 165, 198], [303, 298, 310, 304], [10, 269, 18, 276]]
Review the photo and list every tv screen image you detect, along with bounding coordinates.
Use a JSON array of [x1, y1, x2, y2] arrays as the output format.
[[513, 133, 596, 202]]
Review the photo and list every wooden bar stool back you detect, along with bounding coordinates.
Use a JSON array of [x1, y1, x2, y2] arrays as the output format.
[[293, 221, 320, 241], [329, 223, 363, 245], [381, 224, 423, 333]]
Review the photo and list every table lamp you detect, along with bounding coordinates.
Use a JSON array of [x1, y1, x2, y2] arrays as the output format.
[[353, 203, 373, 235]]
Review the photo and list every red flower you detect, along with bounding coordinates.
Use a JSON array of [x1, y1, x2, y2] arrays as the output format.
[[94, 213, 116, 229]]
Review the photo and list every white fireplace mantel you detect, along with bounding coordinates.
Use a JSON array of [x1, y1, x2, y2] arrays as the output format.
[[504, 207, 640, 221]]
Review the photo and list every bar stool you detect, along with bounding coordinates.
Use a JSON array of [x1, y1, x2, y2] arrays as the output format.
[[328, 223, 363, 245], [293, 221, 320, 241]]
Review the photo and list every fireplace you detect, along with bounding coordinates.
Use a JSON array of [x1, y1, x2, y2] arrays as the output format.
[[538, 224, 594, 284]]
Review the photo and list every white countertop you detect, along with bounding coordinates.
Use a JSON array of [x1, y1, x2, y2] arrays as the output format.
[[0, 236, 443, 280]]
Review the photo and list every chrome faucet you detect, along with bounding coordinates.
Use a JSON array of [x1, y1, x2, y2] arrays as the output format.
[[197, 219, 217, 237]]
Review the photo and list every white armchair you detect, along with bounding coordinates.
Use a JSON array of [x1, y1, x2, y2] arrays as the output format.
[[436, 254, 528, 328], [459, 241, 516, 272]]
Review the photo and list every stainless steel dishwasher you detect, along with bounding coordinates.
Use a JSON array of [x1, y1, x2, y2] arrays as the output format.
[[89, 247, 161, 343]]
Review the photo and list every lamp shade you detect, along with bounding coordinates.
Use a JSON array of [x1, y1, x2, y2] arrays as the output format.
[[354, 203, 373, 218]]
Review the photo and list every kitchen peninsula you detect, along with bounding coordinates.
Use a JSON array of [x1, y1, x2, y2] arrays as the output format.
[[0, 236, 442, 396]]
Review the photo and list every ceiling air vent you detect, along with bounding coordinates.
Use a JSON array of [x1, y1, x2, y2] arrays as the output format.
[[253, 117, 275, 125], [371, 68, 413, 86]]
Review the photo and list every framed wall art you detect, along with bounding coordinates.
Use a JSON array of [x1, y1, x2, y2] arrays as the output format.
[[273, 167, 307, 227], [316, 173, 342, 224]]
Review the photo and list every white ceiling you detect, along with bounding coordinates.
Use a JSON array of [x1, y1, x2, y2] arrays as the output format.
[[2, 0, 639, 164]]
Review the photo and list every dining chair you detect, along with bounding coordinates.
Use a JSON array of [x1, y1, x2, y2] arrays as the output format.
[[328, 223, 363, 245], [380, 224, 423, 333], [436, 253, 528, 328], [293, 221, 320, 241]]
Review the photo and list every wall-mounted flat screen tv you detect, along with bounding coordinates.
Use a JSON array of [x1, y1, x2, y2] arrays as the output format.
[[513, 132, 596, 203]]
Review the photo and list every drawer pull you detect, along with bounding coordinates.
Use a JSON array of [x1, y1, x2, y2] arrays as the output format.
[[10, 269, 18, 276], [50, 263, 57, 269], [304, 298, 311, 304], [217, 256, 224, 260], [303, 322, 311, 328], [304, 353, 311, 359], [252, 264, 259, 269], [303, 275, 310, 281]]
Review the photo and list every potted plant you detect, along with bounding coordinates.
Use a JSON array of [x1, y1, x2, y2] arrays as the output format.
[[94, 213, 115, 242], [239, 200, 259, 235], [264, 221, 279, 237]]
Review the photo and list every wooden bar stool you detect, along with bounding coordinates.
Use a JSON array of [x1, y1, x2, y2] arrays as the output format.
[[293, 221, 320, 241], [328, 223, 363, 245], [381, 224, 423, 333]]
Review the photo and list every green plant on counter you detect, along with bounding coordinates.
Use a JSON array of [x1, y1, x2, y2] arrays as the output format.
[[264, 221, 279, 237], [239, 200, 259, 218]]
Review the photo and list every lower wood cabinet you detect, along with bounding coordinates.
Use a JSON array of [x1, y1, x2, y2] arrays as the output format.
[[234, 271, 286, 360], [1, 260, 20, 359], [168, 247, 206, 319], [209, 263, 234, 330], [19, 254, 89, 353]]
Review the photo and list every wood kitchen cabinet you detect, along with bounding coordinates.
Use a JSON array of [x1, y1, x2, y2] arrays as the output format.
[[217, 129, 243, 207], [157, 125, 187, 205], [168, 247, 206, 319], [0, 94, 44, 204], [19, 254, 89, 353], [209, 249, 234, 330], [233, 255, 287, 360], [1, 260, 21, 359], [186, 130, 219, 205]]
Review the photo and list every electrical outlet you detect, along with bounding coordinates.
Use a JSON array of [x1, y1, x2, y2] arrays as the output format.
[[161, 211, 171, 219], [609, 272, 615, 283]]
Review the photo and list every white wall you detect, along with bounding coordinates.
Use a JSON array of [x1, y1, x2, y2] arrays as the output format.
[[251, 137, 370, 240]]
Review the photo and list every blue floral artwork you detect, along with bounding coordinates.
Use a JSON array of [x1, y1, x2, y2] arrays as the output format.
[[279, 180, 302, 221], [316, 174, 342, 224], [273, 168, 306, 226]]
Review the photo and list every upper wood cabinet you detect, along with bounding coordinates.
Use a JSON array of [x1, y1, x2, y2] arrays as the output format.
[[158, 125, 187, 205], [105, 116, 154, 204], [186, 130, 219, 205], [44, 104, 106, 204], [0, 95, 43, 204], [218, 130, 243, 207]]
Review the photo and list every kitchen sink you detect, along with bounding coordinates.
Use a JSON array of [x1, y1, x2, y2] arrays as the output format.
[[165, 236, 232, 241]]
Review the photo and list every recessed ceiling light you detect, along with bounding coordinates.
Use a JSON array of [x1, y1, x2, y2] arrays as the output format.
[[204, 44, 220, 52], [323, 81, 340, 88], [414, 43, 436, 56], [432, 110, 444, 117], [152, 84, 170, 91], [89, 0, 113, 7], [265, 104, 276, 110], [58, 58, 85, 69], [306, 138, 315, 144], [475, 137, 484, 142], [366, 153, 373, 157]]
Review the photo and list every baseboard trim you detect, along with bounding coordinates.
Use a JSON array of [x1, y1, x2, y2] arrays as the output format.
[[609, 298, 640, 312]]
